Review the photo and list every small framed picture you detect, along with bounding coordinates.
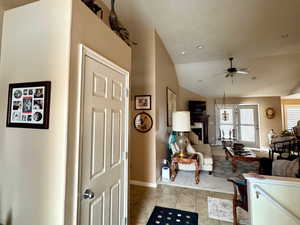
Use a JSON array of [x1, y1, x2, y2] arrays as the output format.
[[6, 81, 51, 129], [135, 95, 151, 110]]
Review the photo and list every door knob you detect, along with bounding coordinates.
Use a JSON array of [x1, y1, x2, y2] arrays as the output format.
[[83, 189, 95, 199]]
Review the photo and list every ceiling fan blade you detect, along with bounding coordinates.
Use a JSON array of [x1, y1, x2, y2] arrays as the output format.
[[201, 72, 227, 81], [225, 73, 231, 78], [236, 70, 249, 75]]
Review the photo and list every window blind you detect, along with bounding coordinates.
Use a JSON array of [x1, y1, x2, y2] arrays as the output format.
[[286, 106, 300, 130]]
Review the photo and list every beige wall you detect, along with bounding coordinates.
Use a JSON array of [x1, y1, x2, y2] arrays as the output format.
[[105, 1, 209, 183], [65, 1, 131, 225], [0, 4, 4, 58], [155, 32, 179, 181], [109, 1, 158, 184], [129, 30, 156, 184], [178, 86, 206, 111], [93, 1, 204, 184], [103, 0, 183, 183], [0, 1, 72, 225], [207, 96, 283, 147]]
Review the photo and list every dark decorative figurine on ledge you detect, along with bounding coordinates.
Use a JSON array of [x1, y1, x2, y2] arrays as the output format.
[[82, 0, 103, 19], [109, 0, 137, 46]]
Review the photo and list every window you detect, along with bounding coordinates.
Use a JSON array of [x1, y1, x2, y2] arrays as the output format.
[[216, 104, 260, 147], [217, 106, 235, 139], [285, 106, 300, 130]]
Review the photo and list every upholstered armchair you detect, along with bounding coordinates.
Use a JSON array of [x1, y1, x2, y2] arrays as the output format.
[[169, 132, 213, 174]]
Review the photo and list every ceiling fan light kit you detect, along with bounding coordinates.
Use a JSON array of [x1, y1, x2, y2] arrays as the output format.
[[225, 57, 249, 78]]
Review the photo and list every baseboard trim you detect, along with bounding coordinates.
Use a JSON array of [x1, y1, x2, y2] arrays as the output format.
[[130, 180, 157, 188]]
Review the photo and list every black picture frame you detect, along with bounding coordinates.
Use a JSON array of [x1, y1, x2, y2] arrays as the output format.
[[134, 112, 153, 133], [6, 81, 51, 129], [135, 95, 152, 110], [166, 87, 176, 127]]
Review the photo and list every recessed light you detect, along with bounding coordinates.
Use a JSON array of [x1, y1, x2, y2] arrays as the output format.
[[181, 51, 186, 55], [196, 45, 204, 49]]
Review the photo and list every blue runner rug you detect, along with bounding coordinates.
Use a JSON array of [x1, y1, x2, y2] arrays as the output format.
[[147, 206, 198, 225]]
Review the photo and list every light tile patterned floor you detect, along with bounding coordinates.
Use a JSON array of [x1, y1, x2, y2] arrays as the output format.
[[130, 184, 233, 225]]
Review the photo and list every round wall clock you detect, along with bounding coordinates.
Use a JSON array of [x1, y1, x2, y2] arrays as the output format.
[[134, 112, 153, 133], [265, 107, 276, 119]]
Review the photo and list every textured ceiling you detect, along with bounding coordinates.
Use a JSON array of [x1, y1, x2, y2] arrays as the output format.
[[147, 0, 300, 63], [176, 53, 300, 97], [100, 0, 300, 97], [0, 0, 37, 10]]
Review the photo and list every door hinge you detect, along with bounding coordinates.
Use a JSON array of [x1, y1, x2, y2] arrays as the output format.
[[122, 152, 128, 160], [125, 88, 129, 98]]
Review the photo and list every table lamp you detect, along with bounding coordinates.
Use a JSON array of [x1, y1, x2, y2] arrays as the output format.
[[172, 111, 191, 158]]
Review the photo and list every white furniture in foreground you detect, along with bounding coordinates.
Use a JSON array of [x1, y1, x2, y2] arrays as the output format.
[[244, 173, 300, 225]]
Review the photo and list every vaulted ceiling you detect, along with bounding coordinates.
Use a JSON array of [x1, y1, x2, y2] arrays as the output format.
[[103, 0, 300, 97]]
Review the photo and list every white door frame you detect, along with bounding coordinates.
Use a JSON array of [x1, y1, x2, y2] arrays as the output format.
[[75, 44, 130, 225]]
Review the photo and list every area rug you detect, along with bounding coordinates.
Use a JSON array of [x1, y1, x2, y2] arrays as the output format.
[[208, 197, 249, 224], [147, 206, 198, 225], [213, 155, 259, 179], [159, 171, 233, 194]]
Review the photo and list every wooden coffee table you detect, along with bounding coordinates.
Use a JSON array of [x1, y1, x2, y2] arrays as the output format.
[[225, 147, 260, 172], [171, 153, 200, 184]]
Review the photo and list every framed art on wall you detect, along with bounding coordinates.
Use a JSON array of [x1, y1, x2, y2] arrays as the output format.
[[265, 107, 275, 119], [6, 81, 51, 129], [167, 87, 176, 127], [134, 112, 153, 133], [135, 95, 151, 110]]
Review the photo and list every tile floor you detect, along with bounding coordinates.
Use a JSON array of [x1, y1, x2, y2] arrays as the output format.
[[130, 184, 233, 225]]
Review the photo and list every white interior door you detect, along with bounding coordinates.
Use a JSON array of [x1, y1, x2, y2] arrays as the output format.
[[237, 105, 260, 148], [79, 47, 128, 225]]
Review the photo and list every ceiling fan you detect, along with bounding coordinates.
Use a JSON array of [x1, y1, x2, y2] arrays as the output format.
[[225, 57, 249, 78]]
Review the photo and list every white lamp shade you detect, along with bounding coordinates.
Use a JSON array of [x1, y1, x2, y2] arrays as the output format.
[[172, 111, 191, 132]]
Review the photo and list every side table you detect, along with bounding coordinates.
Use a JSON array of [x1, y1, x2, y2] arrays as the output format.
[[171, 153, 200, 184]]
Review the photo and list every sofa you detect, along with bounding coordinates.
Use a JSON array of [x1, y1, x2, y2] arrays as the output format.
[[170, 132, 213, 174]]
